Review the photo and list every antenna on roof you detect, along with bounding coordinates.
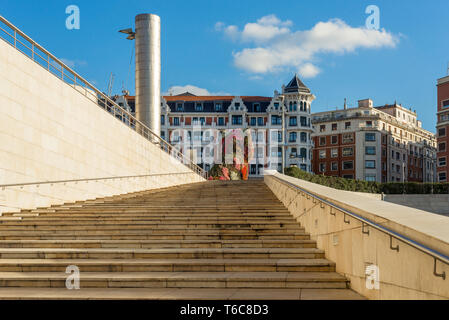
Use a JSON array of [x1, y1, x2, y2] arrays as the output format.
[[107, 72, 115, 97], [344, 98, 347, 110], [447, 62, 449, 76]]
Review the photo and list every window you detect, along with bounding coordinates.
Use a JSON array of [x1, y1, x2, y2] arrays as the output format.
[[319, 137, 326, 146], [438, 157, 447, 167], [439, 143, 446, 152], [289, 117, 297, 126], [342, 161, 353, 170], [442, 99, 449, 109], [342, 133, 354, 143], [439, 128, 446, 137], [290, 148, 297, 157], [218, 117, 224, 126], [332, 123, 337, 131], [271, 115, 282, 125], [300, 132, 307, 143], [173, 117, 180, 126], [366, 121, 373, 127], [274, 103, 279, 110], [200, 117, 205, 125], [331, 148, 338, 158], [300, 116, 308, 127], [365, 133, 376, 141], [289, 132, 297, 142], [365, 160, 376, 169], [331, 162, 338, 171], [232, 115, 242, 125], [345, 122, 351, 129], [319, 163, 326, 172], [195, 103, 203, 111], [215, 103, 222, 111], [319, 150, 326, 159], [342, 147, 353, 157], [320, 125, 326, 132], [161, 115, 165, 125], [253, 103, 260, 112], [365, 175, 376, 182], [250, 164, 257, 175], [300, 148, 307, 159], [258, 117, 264, 126], [250, 117, 256, 126], [176, 103, 183, 111], [331, 135, 338, 144], [365, 146, 376, 155], [439, 172, 447, 182]]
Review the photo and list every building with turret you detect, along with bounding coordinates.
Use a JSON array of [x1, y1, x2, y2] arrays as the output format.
[[115, 74, 315, 177]]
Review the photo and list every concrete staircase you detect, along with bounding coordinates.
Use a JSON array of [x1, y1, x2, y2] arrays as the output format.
[[0, 180, 364, 299]]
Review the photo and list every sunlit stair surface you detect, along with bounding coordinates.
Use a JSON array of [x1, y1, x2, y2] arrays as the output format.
[[0, 180, 365, 300]]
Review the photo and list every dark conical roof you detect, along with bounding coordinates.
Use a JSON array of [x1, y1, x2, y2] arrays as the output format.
[[284, 74, 310, 93]]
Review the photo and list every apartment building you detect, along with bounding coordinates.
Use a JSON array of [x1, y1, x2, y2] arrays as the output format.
[[437, 75, 449, 182], [311, 99, 437, 183], [115, 74, 315, 176]]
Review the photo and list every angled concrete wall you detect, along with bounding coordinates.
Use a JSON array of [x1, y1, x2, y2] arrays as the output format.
[[0, 38, 204, 213], [265, 171, 449, 300]]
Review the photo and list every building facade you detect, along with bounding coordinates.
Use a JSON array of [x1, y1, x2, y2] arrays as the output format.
[[311, 99, 437, 183], [436, 75, 449, 182], [115, 75, 315, 177]]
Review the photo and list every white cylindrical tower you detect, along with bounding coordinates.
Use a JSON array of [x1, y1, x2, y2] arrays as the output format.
[[135, 13, 161, 136]]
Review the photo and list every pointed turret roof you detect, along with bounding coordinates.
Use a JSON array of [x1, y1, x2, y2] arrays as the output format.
[[284, 74, 310, 94]]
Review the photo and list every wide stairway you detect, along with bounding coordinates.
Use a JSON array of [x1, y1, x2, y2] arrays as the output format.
[[0, 180, 364, 299]]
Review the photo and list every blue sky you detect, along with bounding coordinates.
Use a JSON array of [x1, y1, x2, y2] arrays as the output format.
[[1, 0, 448, 132]]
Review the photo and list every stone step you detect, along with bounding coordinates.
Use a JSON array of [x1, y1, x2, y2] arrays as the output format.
[[0, 287, 366, 300], [0, 222, 301, 229], [0, 258, 336, 272], [0, 248, 325, 259], [0, 271, 348, 289], [0, 233, 311, 241], [0, 239, 316, 249], [0, 217, 298, 224]]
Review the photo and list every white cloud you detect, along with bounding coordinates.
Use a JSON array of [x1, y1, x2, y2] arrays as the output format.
[[298, 63, 320, 78], [60, 58, 87, 69], [163, 85, 230, 96], [216, 15, 399, 78]]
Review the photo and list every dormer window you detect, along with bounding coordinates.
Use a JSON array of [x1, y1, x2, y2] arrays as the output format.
[[195, 103, 203, 111], [254, 103, 261, 112], [274, 103, 279, 110], [215, 103, 222, 111], [176, 103, 183, 111]]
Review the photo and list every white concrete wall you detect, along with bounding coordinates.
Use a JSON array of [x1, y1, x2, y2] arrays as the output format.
[[264, 171, 449, 300], [0, 38, 204, 213]]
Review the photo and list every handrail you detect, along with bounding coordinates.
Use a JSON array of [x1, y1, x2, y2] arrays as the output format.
[[0, 15, 207, 180], [0, 172, 195, 189], [269, 174, 449, 276]]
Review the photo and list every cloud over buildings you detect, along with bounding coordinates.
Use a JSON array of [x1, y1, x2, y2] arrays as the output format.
[[163, 85, 230, 96], [216, 15, 399, 78]]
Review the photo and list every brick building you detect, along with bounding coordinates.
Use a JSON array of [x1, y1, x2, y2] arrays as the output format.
[[437, 75, 449, 182], [311, 99, 437, 183]]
